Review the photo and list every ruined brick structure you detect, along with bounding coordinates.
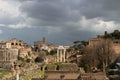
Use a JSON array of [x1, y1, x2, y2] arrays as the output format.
[[89, 37, 120, 54], [0, 38, 32, 68], [43, 63, 79, 80], [0, 38, 32, 57], [0, 48, 18, 68]]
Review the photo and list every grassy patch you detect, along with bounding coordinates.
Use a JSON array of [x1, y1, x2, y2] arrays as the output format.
[[20, 70, 44, 80], [0, 69, 10, 78]]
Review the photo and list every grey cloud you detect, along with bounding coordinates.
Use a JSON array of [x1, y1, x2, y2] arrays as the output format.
[[0, 16, 22, 25], [19, 0, 81, 27], [19, 0, 120, 27], [20, 1, 68, 20], [80, 0, 120, 21], [103, 0, 120, 10], [3, 0, 119, 45]]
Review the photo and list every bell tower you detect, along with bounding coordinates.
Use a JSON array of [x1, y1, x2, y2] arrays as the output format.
[[42, 37, 46, 43]]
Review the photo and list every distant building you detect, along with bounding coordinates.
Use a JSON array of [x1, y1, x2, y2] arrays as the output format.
[[34, 37, 57, 52]]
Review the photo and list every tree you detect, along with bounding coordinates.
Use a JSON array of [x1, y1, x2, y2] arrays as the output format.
[[38, 51, 46, 59], [17, 51, 24, 61], [79, 46, 98, 72], [26, 58, 31, 63], [112, 30, 120, 39], [73, 40, 88, 50], [80, 41, 88, 46], [35, 56, 44, 63], [73, 41, 81, 45], [95, 39, 114, 73], [49, 49, 57, 55], [80, 39, 114, 73], [18, 56, 24, 61], [42, 50, 49, 55]]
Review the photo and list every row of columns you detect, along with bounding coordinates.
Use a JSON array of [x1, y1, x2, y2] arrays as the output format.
[[0, 49, 17, 62], [0, 50, 10, 62], [57, 46, 66, 62]]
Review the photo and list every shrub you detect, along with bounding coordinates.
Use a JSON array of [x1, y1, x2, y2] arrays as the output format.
[[35, 57, 44, 63], [26, 58, 31, 63]]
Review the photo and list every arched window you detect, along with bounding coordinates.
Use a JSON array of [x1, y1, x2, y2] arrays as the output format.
[[11, 43, 14, 45], [19, 43, 21, 46], [16, 43, 18, 45]]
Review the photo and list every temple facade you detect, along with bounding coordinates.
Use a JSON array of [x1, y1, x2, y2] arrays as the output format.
[[57, 46, 66, 62]]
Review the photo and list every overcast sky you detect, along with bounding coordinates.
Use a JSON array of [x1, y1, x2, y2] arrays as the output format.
[[0, 0, 120, 45]]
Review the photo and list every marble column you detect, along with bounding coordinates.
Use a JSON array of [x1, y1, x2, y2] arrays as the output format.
[[57, 46, 66, 63], [60, 50, 62, 62], [63, 49, 66, 62], [57, 49, 59, 62]]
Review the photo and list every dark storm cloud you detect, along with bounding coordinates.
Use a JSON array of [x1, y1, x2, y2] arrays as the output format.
[[4, 0, 119, 45], [103, 0, 120, 10], [19, 0, 81, 27], [19, 0, 120, 27], [80, 0, 120, 21]]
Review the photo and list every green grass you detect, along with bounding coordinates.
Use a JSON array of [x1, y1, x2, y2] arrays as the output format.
[[0, 69, 10, 78], [20, 70, 44, 80]]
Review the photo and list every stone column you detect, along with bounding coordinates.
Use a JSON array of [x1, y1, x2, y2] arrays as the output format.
[[60, 50, 62, 62], [4, 51, 6, 62], [63, 49, 66, 62], [57, 46, 66, 63], [16, 66, 20, 80], [16, 71, 19, 80], [9, 52, 11, 62], [57, 49, 59, 62]]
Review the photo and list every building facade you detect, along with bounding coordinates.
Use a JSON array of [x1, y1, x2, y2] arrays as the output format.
[[0, 48, 18, 68], [34, 37, 57, 52], [0, 38, 32, 58], [89, 37, 120, 54]]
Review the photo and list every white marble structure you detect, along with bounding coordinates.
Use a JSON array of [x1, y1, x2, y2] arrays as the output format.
[[57, 46, 66, 62]]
